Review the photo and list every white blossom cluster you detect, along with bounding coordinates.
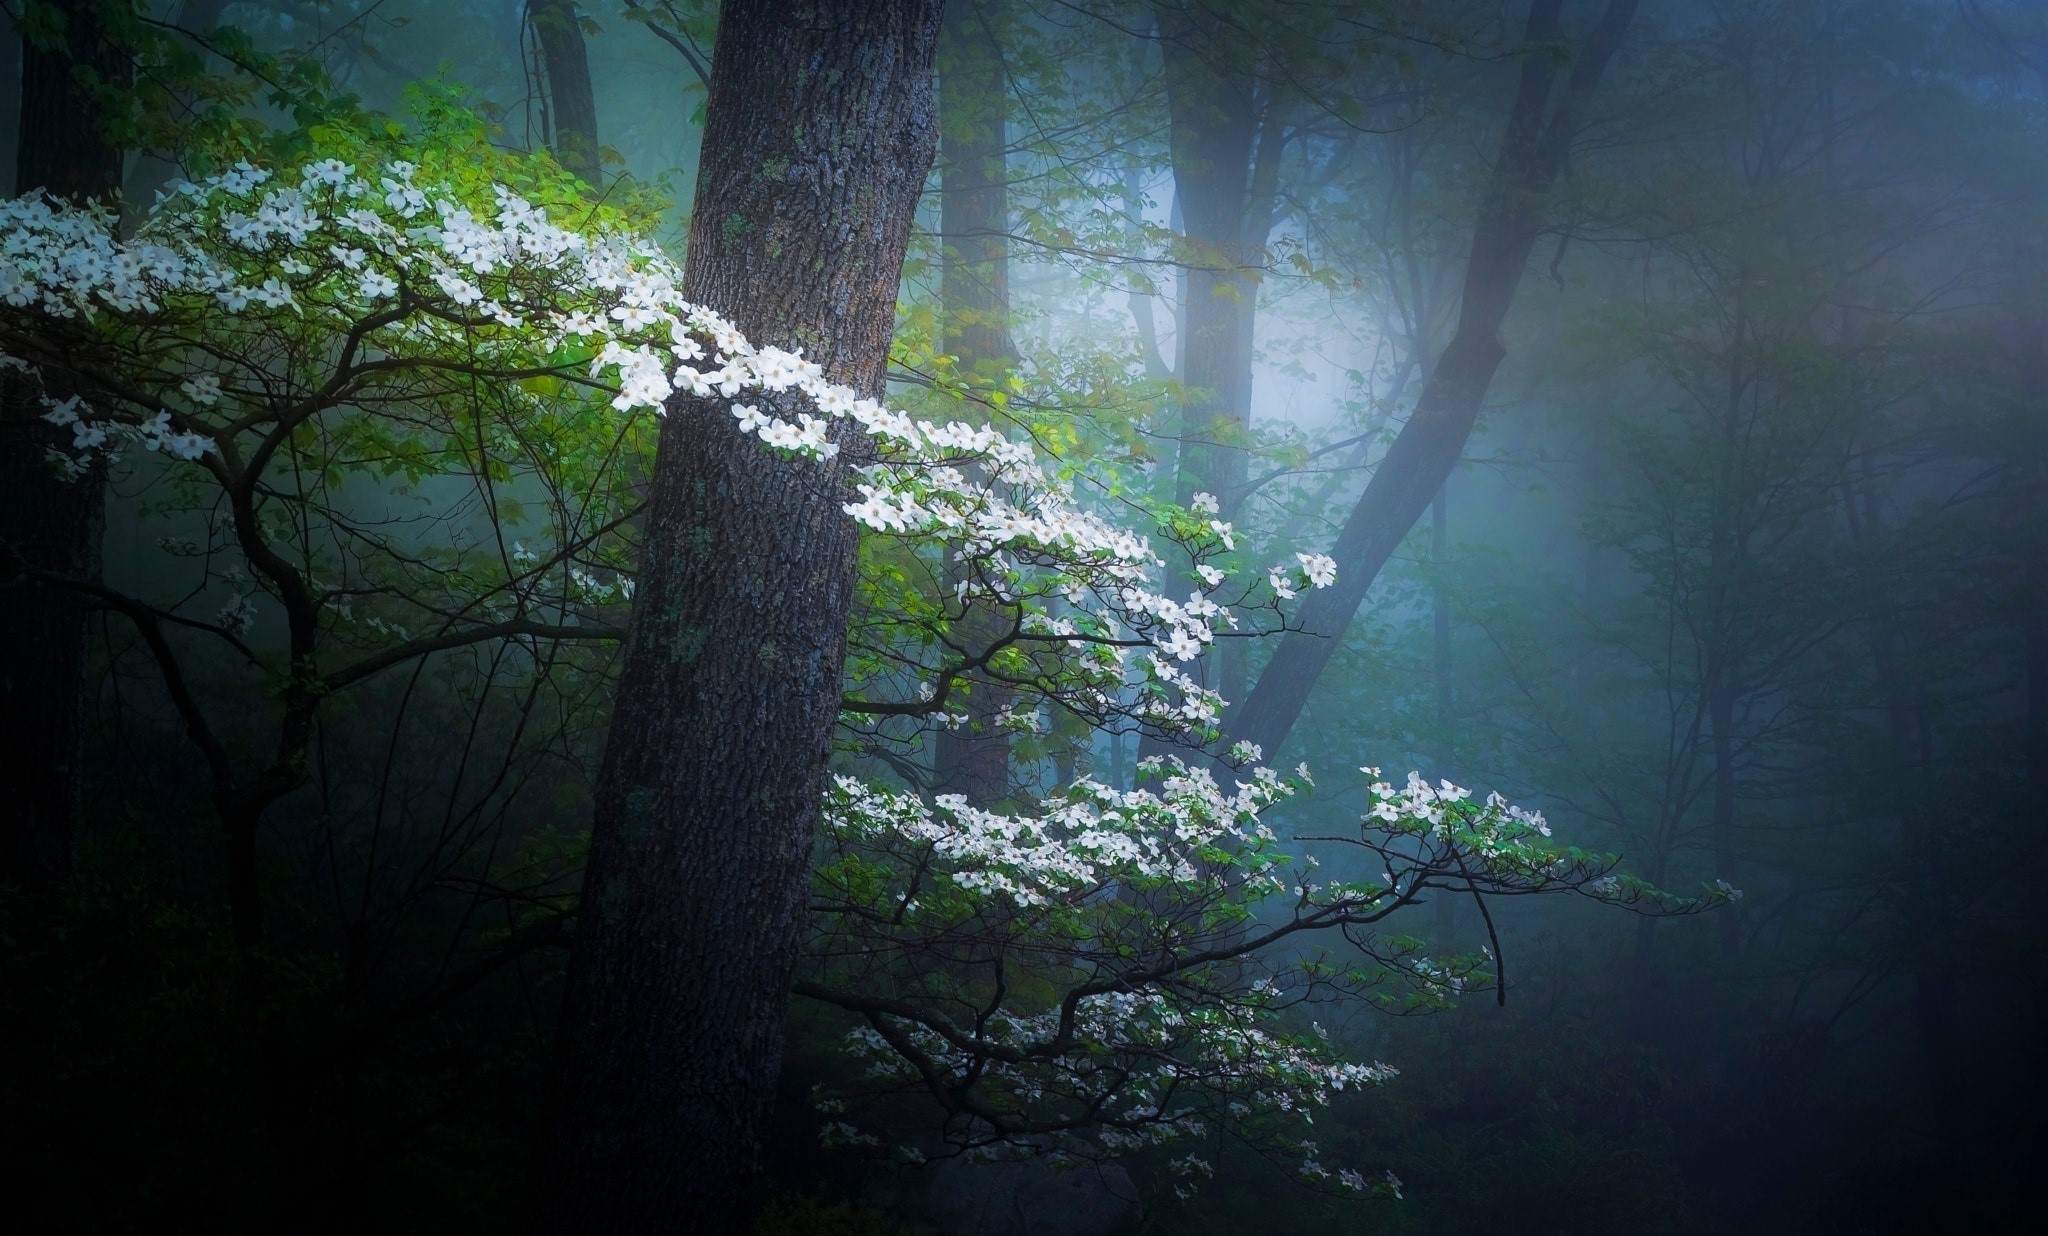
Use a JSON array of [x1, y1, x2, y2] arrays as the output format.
[[811, 751, 1735, 1188], [1361, 769, 1551, 840], [0, 160, 1339, 727], [833, 983, 1398, 1193], [1, 160, 1721, 1202], [825, 754, 1302, 908]]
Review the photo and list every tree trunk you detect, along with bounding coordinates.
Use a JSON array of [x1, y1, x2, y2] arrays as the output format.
[[1705, 309, 1745, 961], [538, 3, 942, 1232], [1431, 481, 1452, 764], [529, 0, 601, 186], [933, 0, 1015, 804], [1225, 0, 1640, 761], [1430, 480, 1456, 941], [1, 0, 127, 891], [1706, 670, 1741, 958], [1155, 9, 1285, 706]]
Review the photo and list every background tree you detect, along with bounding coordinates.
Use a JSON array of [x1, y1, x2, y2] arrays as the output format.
[[931, 0, 1017, 804], [1230, 0, 1640, 762], [2, 0, 128, 890], [3, 1, 2046, 1231], [527, 0, 599, 186]]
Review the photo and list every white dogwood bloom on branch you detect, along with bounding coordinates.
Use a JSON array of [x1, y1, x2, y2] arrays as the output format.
[[0, 159, 1337, 732], [0, 153, 1729, 1202], [811, 750, 1731, 1191]]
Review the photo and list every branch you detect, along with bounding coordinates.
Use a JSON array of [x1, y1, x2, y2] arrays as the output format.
[[323, 617, 626, 691], [632, 13, 712, 89]]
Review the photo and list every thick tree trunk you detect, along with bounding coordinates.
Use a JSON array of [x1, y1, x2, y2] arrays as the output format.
[[1225, 0, 1639, 761], [15, 1, 125, 200], [538, 3, 942, 1232], [932, 1, 1015, 804], [529, 0, 601, 186], [2, 0, 126, 891]]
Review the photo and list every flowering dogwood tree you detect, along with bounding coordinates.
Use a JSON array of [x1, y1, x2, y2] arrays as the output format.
[[0, 126, 1729, 1204], [0, 118, 1327, 937]]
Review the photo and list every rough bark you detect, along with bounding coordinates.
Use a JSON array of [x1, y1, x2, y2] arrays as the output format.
[[933, 0, 1015, 804], [2, 0, 127, 891], [529, 0, 601, 186], [538, 3, 943, 1232], [1226, 0, 1640, 761]]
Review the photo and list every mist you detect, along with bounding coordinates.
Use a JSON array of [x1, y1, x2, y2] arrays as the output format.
[[1, 2, 2042, 1233]]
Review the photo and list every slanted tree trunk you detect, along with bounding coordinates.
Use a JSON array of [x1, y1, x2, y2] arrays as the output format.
[[2, 0, 128, 891], [538, 3, 943, 1232], [933, 0, 1016, 804], [529, 0, 600, 186], [1226, 0, 1640, 761]]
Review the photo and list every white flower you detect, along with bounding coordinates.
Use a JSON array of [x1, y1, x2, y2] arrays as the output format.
[[382, 177, 427, 218], [179, 373, 222, 405], [610, 301, 660, 332], [433, 270, 483, 306], [300, 158, 355, 189], [1158, 627, 1204, 661], [1297, 552, 1337, 588], [216, 593, 258, 635], [218, 161, 271, 195], [250, 278, 296, 309]]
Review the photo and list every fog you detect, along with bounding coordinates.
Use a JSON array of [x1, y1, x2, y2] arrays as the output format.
[[2, 2, 2042, 1233]]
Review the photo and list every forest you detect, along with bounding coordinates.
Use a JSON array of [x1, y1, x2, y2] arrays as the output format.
[[0, 0, 2041, 1232]]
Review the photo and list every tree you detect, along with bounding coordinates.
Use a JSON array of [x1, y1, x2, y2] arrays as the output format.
[[0, 115, 1339, 1218], [537, 4, 948, 1229], [1228, 0, 1641, 762], [0, 114, 699, 1199], [0, 116, 675, 943], [2, 0, 129, 890], [932, 0, 1019, 804], [527, 0, 600, 186]]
